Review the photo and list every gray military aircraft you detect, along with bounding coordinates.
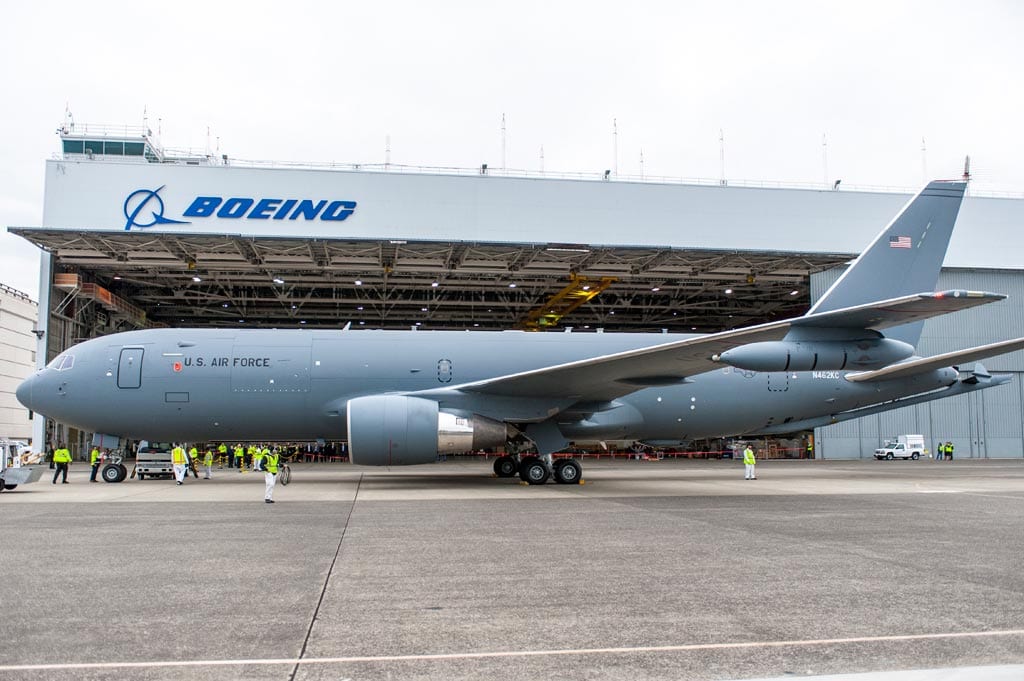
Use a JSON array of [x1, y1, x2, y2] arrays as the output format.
[[17, 180, 1024, 484]]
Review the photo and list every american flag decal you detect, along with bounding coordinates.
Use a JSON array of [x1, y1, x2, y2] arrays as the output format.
[[889, 235, 912, 249]]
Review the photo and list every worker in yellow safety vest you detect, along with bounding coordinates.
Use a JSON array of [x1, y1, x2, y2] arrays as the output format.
[[263, 448, 280, 503], [250, 444, 262, 472], [171, 444, 189, 485], [52, 443, 72, 484], [743, 445, 757, 480], [218, 442, 228, 469], [89, 446, 102, 483], [234, 444, 245, 472], [203, 445, 214, 479]]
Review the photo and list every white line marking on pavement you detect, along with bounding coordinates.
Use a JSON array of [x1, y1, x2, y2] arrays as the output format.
[[2, 628, 1023, 672]]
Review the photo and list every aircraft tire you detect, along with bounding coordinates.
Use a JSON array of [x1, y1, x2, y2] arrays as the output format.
[[102, 463, 127, 483], [3, 484, 16, 491], [518, 456, 536, 482], [554, 459, 582, 484], [493, 456, 518, 478], [520, 457, 549, 485], [885, 453, 894, 461]]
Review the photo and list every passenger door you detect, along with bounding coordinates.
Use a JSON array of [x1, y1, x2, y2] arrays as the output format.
[[117, 348, 144, 389]]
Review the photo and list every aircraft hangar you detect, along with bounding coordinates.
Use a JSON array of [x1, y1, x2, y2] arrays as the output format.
[[9, 125, 1024, 459]]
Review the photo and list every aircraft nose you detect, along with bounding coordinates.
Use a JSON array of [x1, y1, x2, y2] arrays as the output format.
[[16, 373, 36, 410]]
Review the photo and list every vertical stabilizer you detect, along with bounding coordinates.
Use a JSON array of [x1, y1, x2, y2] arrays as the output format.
[[809, 180, 967, 345]]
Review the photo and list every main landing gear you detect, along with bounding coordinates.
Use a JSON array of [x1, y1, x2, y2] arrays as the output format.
[[493, 454, 583, 485]]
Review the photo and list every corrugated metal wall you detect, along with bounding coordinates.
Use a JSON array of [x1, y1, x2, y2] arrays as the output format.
[[810, 268, 1024, 459]]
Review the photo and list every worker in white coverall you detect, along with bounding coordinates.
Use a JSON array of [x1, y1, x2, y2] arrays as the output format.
[[264, 448, 280, 504], [171, 444, 189, 485], [743, 445, 757, 480]]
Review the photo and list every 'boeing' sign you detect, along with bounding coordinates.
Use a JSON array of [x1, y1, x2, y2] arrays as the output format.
[[184, 197, 357, 221], [122, 187, 358, 231]]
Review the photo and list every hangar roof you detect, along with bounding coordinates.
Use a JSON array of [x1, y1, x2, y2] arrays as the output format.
[[10, 227, 848, 332]]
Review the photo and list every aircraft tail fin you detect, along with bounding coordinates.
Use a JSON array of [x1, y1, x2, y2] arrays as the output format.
[[808, 180, 967, 346]]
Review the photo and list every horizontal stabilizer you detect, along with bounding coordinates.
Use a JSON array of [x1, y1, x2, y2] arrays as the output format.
[[845, 337, 1024, 383], [794, 290, 1006, 332]]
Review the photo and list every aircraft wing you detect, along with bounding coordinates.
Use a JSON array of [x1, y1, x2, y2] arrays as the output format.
[[440, 321, 794, 402], [424, 290, 1007, 403], [844, 337, 1024, 383]]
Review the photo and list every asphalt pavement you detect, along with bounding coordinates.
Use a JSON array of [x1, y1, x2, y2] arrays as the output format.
[[1, 458, 1022, 680]]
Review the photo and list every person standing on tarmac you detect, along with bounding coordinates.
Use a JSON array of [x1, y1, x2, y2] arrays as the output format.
[[89, 445, 102, 483], [263, 447, 280, 503], [171, 444, 189, 485], [234, 444, 245, 472], [218, 442, 228, 469], [743, 445, 757, 480], [52, 443, 71, 484], [203, 445, 214, 479], [253, 444, 266, 472]]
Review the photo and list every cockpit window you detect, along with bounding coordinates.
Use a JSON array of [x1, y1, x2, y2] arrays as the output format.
[[47, 354, 75, 371]]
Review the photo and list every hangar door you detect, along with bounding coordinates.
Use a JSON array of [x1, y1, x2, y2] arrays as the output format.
[[117, 348, 144, 389]]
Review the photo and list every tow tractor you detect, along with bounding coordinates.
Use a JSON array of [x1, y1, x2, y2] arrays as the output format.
[[0, 440, 44, 492]]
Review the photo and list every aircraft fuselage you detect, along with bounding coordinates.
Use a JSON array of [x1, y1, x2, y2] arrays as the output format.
[[17, 327, 956, 444]]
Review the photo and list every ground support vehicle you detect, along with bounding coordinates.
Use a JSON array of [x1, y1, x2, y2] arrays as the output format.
[[134, 441, 174, 480], [874, 435, 926, 460], [0, 440, 43, 491]]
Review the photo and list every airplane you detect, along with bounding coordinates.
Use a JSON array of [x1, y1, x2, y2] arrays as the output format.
[[16, 180, 1024, 484]]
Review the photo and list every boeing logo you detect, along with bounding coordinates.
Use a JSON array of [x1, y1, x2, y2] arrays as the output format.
[[121, 188, 358, 229], [123, 186, 191, 231], [183, 196, 357, 222]]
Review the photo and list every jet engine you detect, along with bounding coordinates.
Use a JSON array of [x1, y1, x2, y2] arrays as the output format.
[[346, 394, 507, 466], [714, 338, 915, 372]]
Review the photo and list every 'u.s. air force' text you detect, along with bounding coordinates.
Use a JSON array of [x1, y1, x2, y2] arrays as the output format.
[[183, 357, 271, 367]]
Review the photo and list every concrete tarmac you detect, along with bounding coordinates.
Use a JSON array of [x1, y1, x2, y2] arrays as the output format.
[[1, 458, 1023, 680]]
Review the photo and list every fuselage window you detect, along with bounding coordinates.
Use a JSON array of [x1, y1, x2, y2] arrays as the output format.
[[47, 354, 75, 371]]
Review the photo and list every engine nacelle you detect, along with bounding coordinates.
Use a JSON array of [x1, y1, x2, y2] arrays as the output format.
[[347, 395, 507, 466], [715, 338, 915, 372]]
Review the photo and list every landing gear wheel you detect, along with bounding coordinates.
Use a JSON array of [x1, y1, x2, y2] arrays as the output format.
[[911, 452, 920, 460], [493, 456, 519, 478], [102, 463, 127, 483], [520, 457, 550, 485], [3, 484, 16, 491], [885, 453, 894, 461], [554, 459, 582, 484]]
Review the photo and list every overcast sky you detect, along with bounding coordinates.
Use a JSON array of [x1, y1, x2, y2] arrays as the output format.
[[2, 0, 1022, 299]]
